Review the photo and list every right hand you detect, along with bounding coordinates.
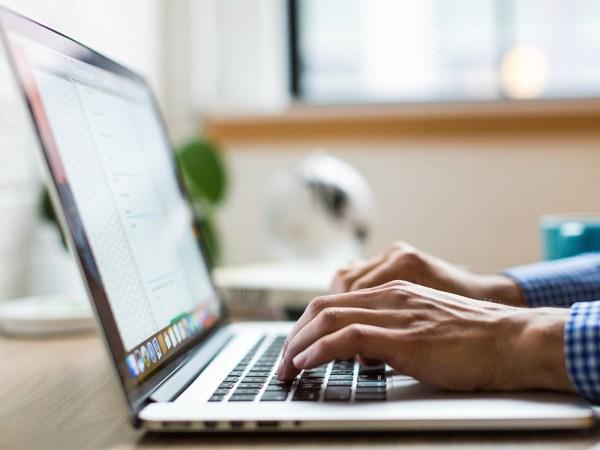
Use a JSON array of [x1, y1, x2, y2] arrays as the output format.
[[278, 281, 572, 394], [331, 241, 525, 306]]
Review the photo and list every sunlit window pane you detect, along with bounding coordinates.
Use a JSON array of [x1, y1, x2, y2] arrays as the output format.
[[294, 0, 600, 103]]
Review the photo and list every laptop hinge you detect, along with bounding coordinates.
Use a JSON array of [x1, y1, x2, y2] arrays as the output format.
[[149, 327, 233, 402]]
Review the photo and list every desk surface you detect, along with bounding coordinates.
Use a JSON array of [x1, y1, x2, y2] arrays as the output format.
[[2, 332, 600, 450]]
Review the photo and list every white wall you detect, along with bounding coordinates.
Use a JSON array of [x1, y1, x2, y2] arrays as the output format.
[[217, 133, 600, 274]]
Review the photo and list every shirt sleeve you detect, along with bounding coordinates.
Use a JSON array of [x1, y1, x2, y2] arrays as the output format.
[[502, 252, 600, 308], [565, 301, 600, 399]]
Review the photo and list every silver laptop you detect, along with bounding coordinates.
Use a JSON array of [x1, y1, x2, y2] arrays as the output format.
[[1, 7, 594, 432]]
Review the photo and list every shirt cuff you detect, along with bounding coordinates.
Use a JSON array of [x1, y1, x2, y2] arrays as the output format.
[[565, 301, 600, 400], [502, 252, 600, 308]]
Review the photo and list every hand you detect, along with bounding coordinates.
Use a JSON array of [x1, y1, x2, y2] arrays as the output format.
[[277, 281, 574, 394], [332, 241, 525, 306]]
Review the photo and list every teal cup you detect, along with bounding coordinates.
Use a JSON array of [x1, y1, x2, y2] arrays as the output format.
[[540, 214, 600, 260]]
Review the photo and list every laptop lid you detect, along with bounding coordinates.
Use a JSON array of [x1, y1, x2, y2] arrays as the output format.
[[0, 7, 227, 422]]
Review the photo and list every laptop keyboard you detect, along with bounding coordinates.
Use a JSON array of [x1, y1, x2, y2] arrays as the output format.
[[208, 335, 387, 403]]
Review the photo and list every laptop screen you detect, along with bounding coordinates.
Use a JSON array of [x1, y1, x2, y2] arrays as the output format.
[[0, 8, 224, 408]]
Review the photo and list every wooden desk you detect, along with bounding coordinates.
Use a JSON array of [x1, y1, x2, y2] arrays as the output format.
[[2, 331, 600, 449]]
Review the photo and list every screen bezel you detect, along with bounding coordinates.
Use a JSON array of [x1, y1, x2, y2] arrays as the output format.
[[0, 6, 229, 424]]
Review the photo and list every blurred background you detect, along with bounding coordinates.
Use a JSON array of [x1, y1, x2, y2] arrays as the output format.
[[1, 0, 600, 302]]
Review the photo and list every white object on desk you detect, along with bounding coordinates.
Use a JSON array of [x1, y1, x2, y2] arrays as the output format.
[[213, 260, 338, 319], [0, 294, 95, 336]]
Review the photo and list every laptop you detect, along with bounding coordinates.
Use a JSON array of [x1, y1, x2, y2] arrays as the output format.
[[0, 7, 594, 432]]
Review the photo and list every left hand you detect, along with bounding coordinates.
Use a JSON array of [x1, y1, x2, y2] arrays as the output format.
[[277, 281, 574, 393]]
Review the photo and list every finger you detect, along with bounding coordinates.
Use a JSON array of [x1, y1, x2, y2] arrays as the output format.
[[357, 355, 382, 367], [292, 324, 399, 372], [279, 308, 402, 380], [331, 255, 386, 293], [280, 281, 411, 367], [350, 261, 403, 291]]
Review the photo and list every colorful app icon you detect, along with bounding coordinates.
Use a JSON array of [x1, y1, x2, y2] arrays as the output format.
[[159, 333, 168, 352], [153, 337, 163, 359], [147, 342, 157, 363], [169, 327, 177, 347], [178, 321, 187, 339], [173, 324, 181, 343], [163, 331, 172, 349], [201, 310, 213, 327], [126, 354, 139, 378], [134, 350, 145, 373], [141, 345, 151, 367]]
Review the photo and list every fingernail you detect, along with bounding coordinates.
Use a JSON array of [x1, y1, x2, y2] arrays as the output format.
[[276, 358, 284, 378], [293, 351, 308, 369]]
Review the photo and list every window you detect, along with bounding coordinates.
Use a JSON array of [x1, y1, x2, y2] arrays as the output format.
[[290, 0, 600, 104]]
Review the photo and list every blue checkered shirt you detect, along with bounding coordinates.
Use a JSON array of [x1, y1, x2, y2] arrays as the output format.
[[504, 252, 600, 399]]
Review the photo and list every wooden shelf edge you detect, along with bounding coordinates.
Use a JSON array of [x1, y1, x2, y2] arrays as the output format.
[[204, 100, 600, 145]]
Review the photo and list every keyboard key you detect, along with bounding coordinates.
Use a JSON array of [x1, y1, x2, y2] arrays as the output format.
[[269, 379, 294, 386], [299, 377, 324, 384], [265, 384, 292, 392], [355, 392, 387, 401], [324, 387, 351, 401], [304, 368, 327, 374], [330, 369, 354, 375], [296, 383, 322, 390], [332, 363, 354, 370], [218, 382, 235, 389], [292, 391, 320, 401], [209, 395, 225, 402], [261, 391, 288, 401], [213, 388, 230, 395], [328, 374, 354, 381], [228, 371, 245, 376], [358, 374, 385, 381], [242, 376, 268, 383], [355, 387, 386, 394], [234, 388, 261, 395], [223, 376, 239, 382], [326, 380, 353, 387], [237, 383, 263, 390], [357, 381, 386, 388], [229, 395, 256, 402], [247, 371, 271, 377]]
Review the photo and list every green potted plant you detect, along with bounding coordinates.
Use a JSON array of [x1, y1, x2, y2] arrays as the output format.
[[176, 137, 228, 267]]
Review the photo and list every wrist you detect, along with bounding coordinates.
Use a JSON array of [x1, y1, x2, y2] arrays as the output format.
[[508, 308, 575, 393], [478, 274, 526, 306]]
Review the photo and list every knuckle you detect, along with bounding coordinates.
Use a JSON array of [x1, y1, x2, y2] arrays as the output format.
[[343, 323, 368, 342], [308, 295, 332, 315], [334, 266, 349, 278], [401, 250, 424, 268], [387, 280, 411, 290], [383, 282, 414, 302], [390, 240, 410, 252], [318, 307, 341, 326]]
